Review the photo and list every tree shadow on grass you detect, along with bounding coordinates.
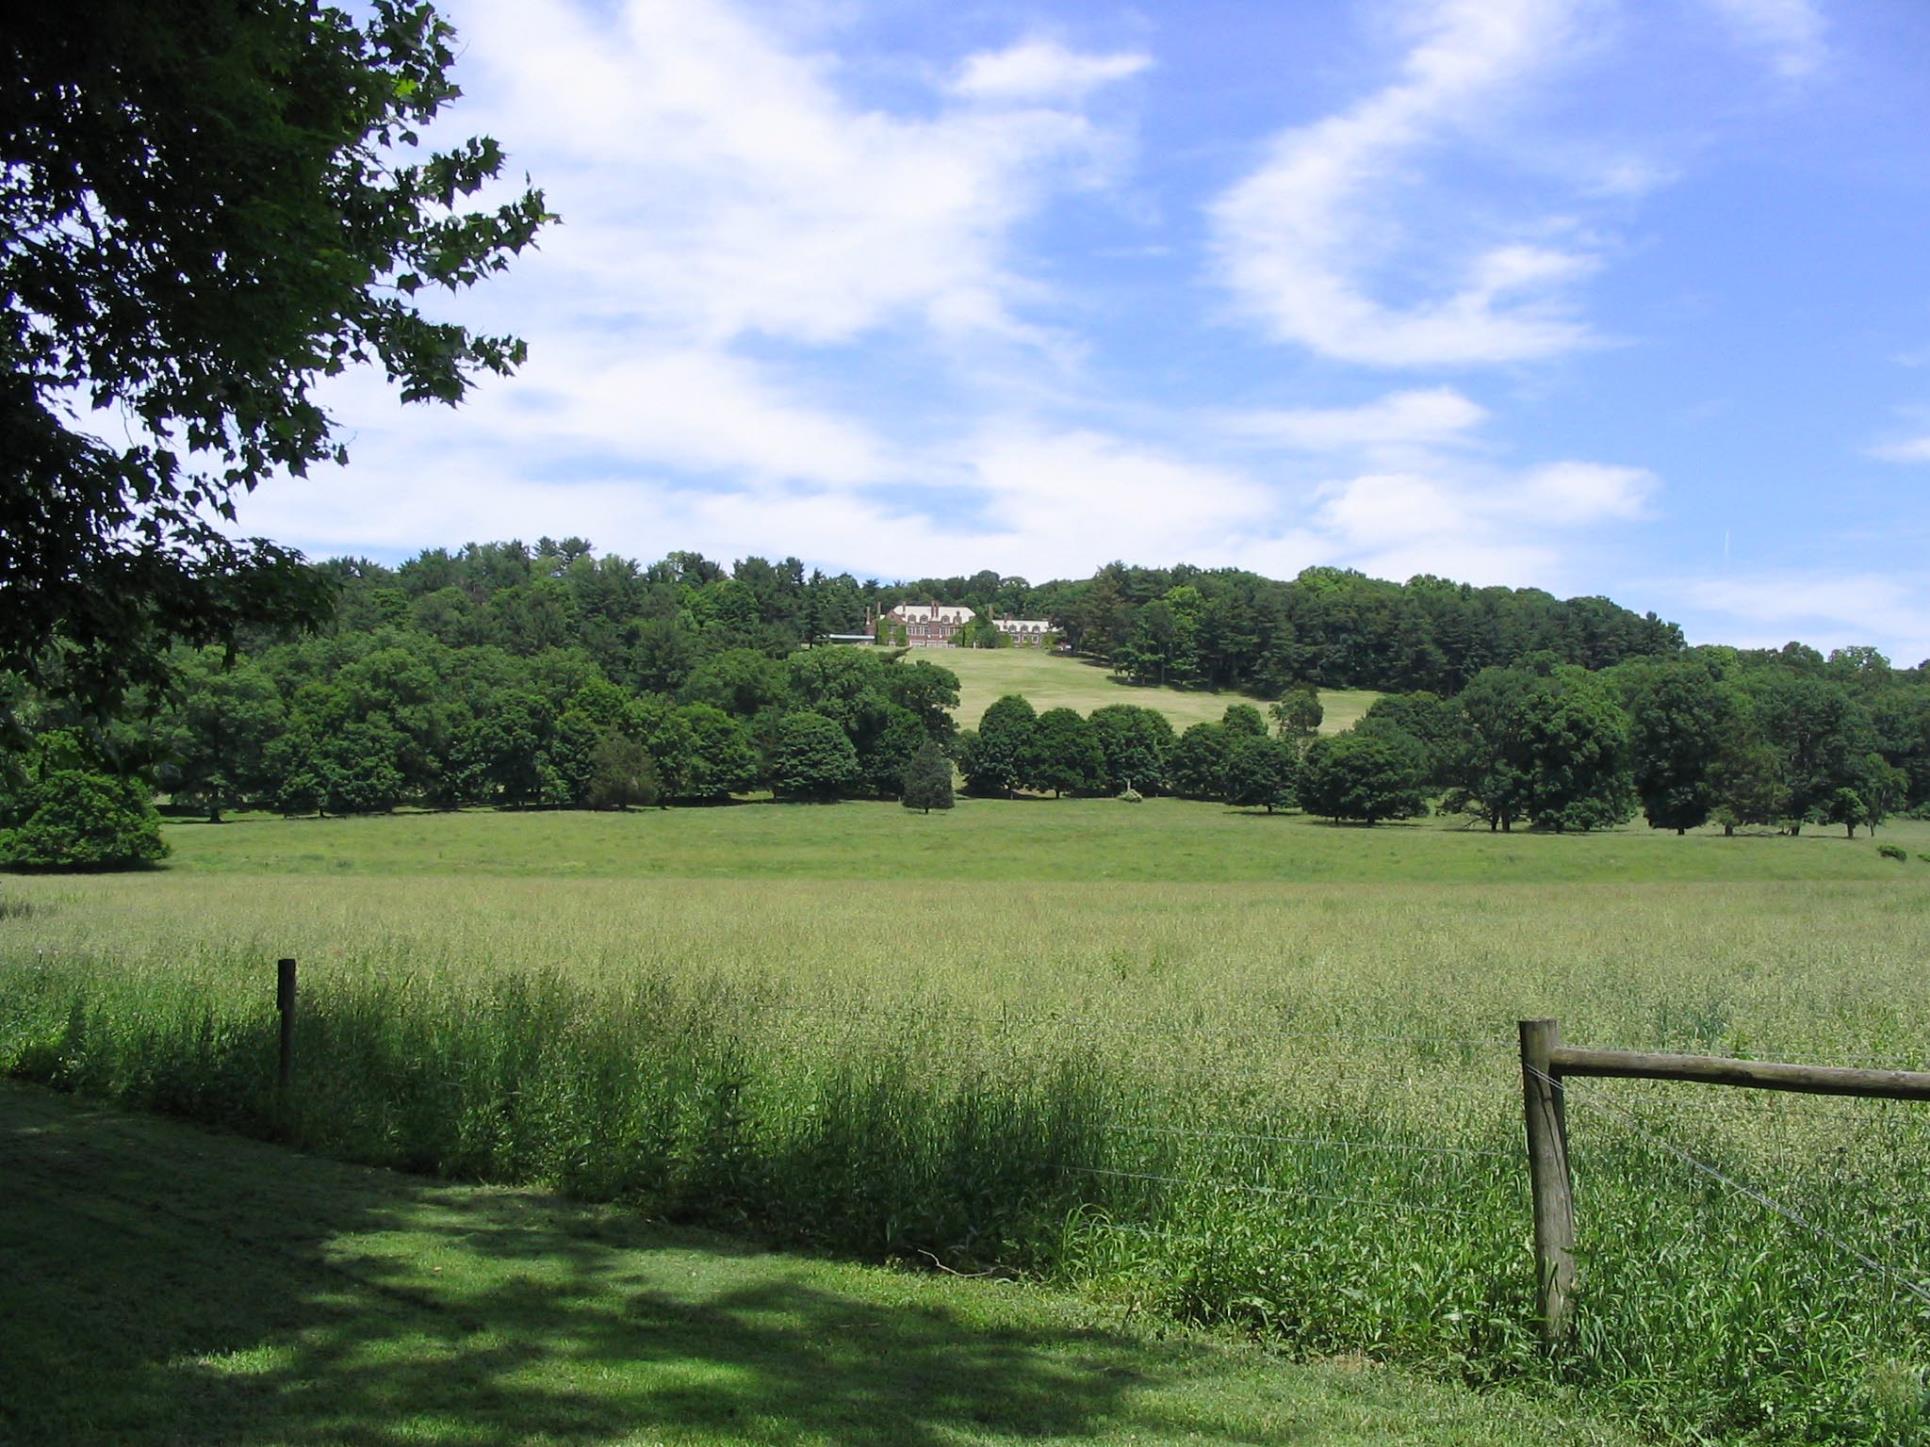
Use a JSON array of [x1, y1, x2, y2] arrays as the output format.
[[0, 1087, 1310, 1446]]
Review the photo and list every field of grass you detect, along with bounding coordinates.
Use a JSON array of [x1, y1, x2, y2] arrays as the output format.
[[0, 1084, 1631, 1445], [933, 646, 1379, 734], [4, 804, 1929, 1442]]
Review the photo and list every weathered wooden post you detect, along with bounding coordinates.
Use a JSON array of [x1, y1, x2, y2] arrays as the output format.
[[277, 957, 297, 1092], [1519, 1017, 1576, 1348]]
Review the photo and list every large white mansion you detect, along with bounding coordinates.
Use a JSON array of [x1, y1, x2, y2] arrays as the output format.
[[879, 601, 1054, 648]]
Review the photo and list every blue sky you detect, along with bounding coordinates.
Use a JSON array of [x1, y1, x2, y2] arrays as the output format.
[[237, 0, 1930, 663]]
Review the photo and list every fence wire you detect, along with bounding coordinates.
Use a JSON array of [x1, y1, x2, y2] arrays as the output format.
[[1532, 1064, 1930, 1312]]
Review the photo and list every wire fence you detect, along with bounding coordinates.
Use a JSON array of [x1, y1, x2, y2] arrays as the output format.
[[1532, 1063, 1930, 1314]]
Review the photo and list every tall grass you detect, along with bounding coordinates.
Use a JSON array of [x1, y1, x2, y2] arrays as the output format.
[[3, 814, 1928, 1441]]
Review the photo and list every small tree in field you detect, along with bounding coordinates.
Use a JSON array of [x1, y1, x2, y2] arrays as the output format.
[[586, 733, 660, 810], [1824, 786, 1867, 838], [900, 740, 955, 814]]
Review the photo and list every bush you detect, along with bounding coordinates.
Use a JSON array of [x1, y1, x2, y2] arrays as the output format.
[[1877, 843, 1907, 862], [0, 770, 169, 871], [1117, 787, 1143, 803]]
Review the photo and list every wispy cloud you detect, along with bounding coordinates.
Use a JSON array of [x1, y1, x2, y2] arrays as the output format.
[[1208, 0, 1598, 367], [1702, 0, 1826, 79], [1219, 388, 1488, 453], [1868, 435, 1930, 465], [951, 39, 1151, 104]]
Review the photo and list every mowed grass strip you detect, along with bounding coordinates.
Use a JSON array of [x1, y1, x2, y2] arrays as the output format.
[[936, 646, 1380, 734], [0, 1084, 1630, 1447], [139, 796, 1930, 883]]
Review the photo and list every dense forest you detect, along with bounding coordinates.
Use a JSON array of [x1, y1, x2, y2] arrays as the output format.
[[2, 537, 1927, 864]]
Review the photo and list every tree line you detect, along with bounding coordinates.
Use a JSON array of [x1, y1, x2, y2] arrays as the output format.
[[4, 537, 1928, 866], [947, 644, 1929, 837]]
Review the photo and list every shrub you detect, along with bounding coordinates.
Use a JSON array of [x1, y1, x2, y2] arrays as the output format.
[[1117, 787, 1143, 803], [0, 770, 169, 871], [1877, 843, 1906, 862]]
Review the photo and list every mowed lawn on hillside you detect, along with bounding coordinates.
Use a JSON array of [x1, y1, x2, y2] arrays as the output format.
[[0, 1085, 1632, 1446], [931, 646, 1379, 734]]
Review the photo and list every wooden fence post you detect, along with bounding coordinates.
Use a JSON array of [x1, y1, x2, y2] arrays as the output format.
[[1519, 1017, 1576, 1348], [277, 958, 297, 1092]]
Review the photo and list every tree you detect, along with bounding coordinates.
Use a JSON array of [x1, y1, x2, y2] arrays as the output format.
[[155, 650, 286, 820], [585, 732, 659, 810], [1447, 658, 1635, 832], [954, 615, 1007, 649], [1222, 735, 1298, 813], [1270, 684, 1324, 756], [900, 739, 955, 814], [1357, 692, 1458, 785], [1298, 730, 1428, 825], [1708, 735, 1788, 836], [671, 704, 760, 801], [1088, 705, 1173, 794], [1623, 660, 1730, 834], [2, 2, 549, 715], [772, 711, 858, 801], [1026, 707, 1105, 797], [1823, 786, 1867, 838], [1168, 722, 1230, 800], [1221, 703, 1268, 738], [0, 769, 169, 869], [963, 695, 1036, 797]]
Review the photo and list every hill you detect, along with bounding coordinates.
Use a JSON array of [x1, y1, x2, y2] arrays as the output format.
[[936, 646, 1379, 734]]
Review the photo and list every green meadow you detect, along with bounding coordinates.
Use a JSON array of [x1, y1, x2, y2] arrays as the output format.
[[4, 803, 1928, 1442], [937, 646, 1380, 734]]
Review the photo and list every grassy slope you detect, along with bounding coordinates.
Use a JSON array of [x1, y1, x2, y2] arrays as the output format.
[[0, 1085, 1627, 1447], [145, 796, 1930, 884], [934, 647, 1379, 734]]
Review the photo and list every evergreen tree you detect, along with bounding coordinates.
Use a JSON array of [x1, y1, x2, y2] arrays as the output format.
[[900, 739, 955, 814]]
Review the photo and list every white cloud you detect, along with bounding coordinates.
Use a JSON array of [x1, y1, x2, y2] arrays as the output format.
[[1208, 0, 1598, 367], [1703, 0, 1826, 79], [1675, 574, 1930, 663], [457, 0, 1132, 347], [1220, 387, 1488, 453], [952, 39, 1150, 104], [1516, 460, 1655, 524], [1869, 435, 1930, 464]]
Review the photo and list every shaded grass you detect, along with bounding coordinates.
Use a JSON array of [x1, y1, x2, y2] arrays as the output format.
[[0, 1083, 1631, 1446], [937, 647, 1380, 735]]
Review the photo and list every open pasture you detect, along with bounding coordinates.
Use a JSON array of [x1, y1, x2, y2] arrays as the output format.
[[3, 804, 1928, 1442], [935, 646, 1380, 733]]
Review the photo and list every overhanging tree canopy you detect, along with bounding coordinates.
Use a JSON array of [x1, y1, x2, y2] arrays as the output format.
[[1, 0, 549, 711]]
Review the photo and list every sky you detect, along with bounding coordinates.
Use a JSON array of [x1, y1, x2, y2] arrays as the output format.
[[234, 0, 1930, 664]]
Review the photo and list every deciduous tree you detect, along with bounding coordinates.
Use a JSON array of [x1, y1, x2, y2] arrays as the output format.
[[2, 1, 548, 712]]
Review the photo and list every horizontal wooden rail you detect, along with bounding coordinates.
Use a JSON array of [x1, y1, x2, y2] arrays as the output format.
[[1548, 1046, 1930, 1102]]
